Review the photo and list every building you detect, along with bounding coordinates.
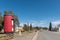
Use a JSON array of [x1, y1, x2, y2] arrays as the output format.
[[15, 27, 24, 32], [57, 24, 60, 32]]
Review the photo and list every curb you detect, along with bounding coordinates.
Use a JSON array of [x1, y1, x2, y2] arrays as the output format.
[[32, 31, 39, 40]]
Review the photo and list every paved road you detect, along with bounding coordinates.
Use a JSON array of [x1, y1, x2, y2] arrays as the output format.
[[37, 31, 60, 40]]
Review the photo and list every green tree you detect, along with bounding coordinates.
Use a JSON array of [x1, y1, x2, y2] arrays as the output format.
[[42, 27, 48, 30], [30, 24, 32, 30], [49, 22, 52, 31], [23, 24, 29, 31], [4, 11, 9, 15], [0, 13, 3, 31], [35, 26, 40, 30]]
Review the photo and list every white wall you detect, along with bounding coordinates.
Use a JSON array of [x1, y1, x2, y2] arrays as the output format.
[[59, 27, 60, 32]]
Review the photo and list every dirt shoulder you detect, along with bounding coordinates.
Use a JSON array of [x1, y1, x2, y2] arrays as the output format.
[[11, 31, 36, 40], [0, 31, 37, 40]]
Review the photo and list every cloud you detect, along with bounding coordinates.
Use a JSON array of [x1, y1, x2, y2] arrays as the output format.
[[20, 20, 48, 27], [52, 20, 60, 27], [31, 20, 48, 27], [20, 20, 60, 27], [20, 20, 60, 28]]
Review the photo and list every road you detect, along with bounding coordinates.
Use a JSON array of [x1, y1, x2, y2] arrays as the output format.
[[37, 30, 60, 40]]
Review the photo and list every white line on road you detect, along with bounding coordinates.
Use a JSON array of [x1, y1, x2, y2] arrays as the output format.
[[32, 31, 39, 40]]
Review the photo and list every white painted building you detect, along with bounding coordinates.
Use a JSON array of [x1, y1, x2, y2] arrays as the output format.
[[59, 27, 60, 32], [57, 24, 60, 32]]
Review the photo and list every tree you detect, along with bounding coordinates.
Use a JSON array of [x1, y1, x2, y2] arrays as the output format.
[[4, 11, 9, 15], [23, 24, 29, 31], [42, 27, 48, 30], [30, 24, 32, 30], [35, 26, 40, 30], [49, 22, 52, 31], [0, 13, 3, 31]]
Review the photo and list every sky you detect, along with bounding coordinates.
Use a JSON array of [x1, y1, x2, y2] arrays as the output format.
[[0, 0, 60, 27]]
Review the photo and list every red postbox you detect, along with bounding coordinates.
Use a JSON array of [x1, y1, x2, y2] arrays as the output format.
[[4, 15, 14, 33]]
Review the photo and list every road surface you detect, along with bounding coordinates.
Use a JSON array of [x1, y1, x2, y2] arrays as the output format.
[[37, 30, 60, 40]]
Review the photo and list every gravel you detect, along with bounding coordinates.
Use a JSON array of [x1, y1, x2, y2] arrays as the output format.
[[0, 31, 36, 40], [11, 31, 36, 40]]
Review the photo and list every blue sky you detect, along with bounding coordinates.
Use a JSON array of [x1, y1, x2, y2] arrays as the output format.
[[0, 0, 60, 27]]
